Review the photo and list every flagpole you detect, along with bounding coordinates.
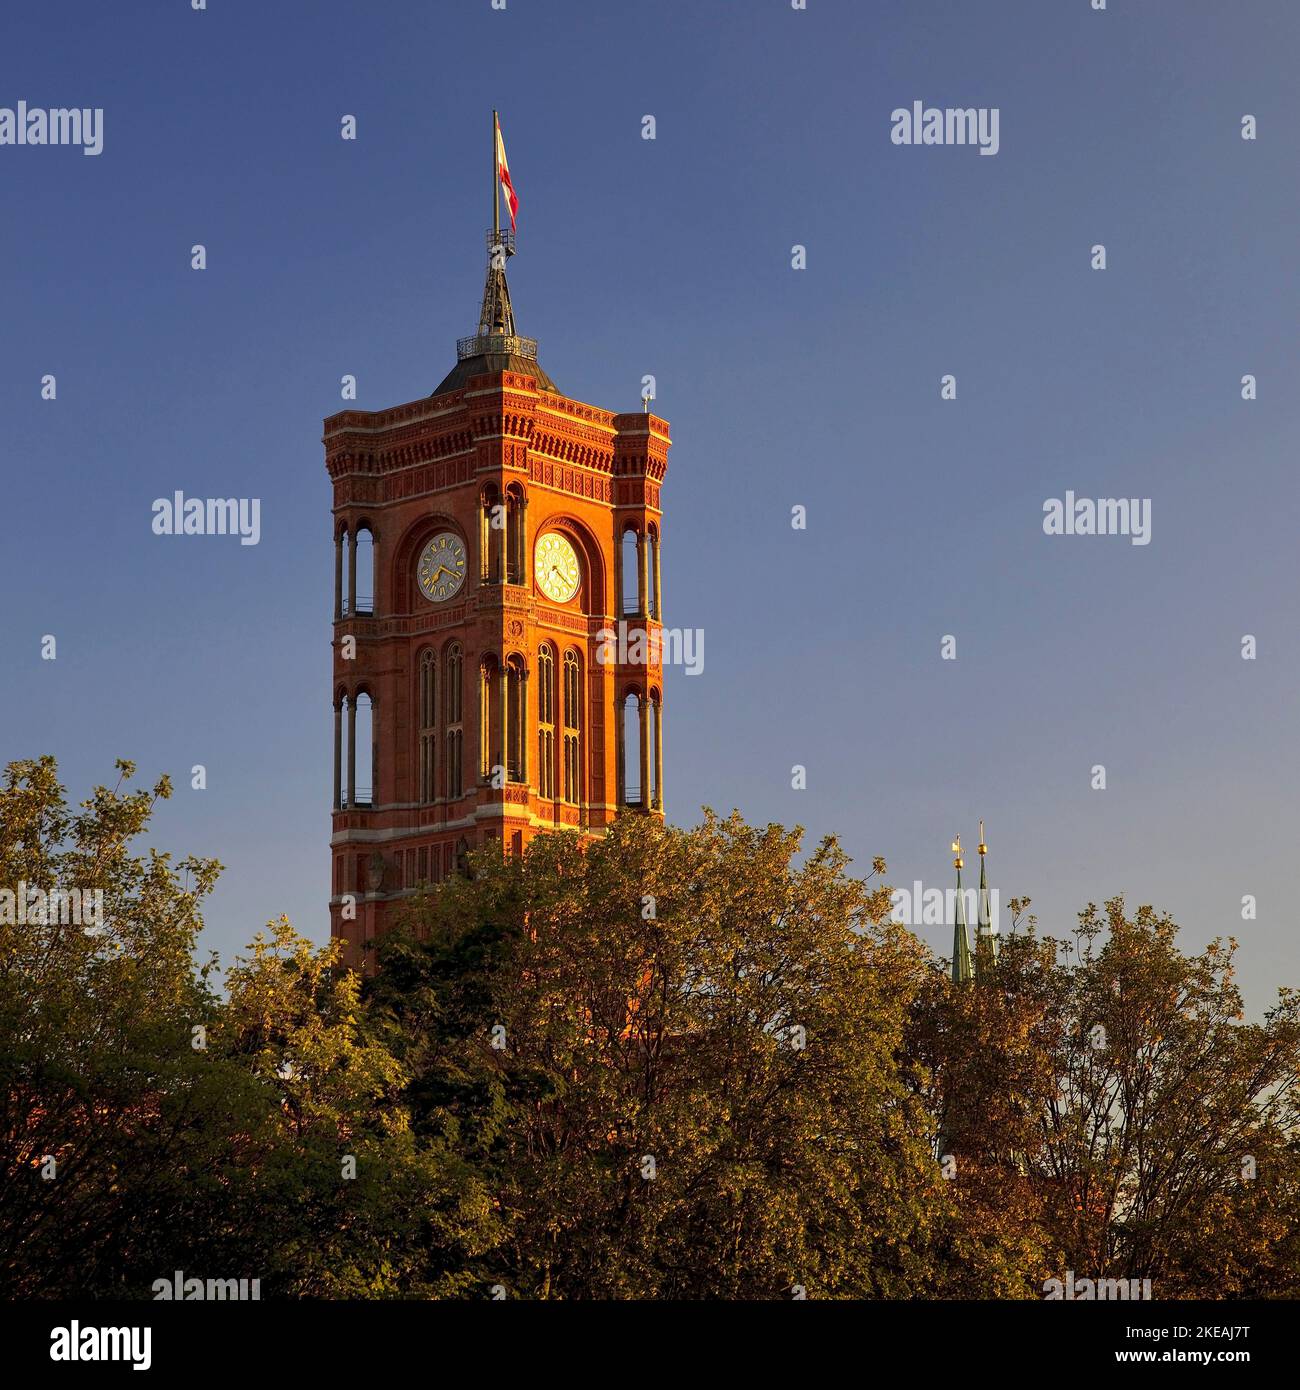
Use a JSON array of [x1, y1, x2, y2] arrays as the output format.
[[492, 109, 500, 241]]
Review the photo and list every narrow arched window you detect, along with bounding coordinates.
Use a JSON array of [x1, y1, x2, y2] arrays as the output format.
[[354, 692, 374, 807], [481, 486, 502, 583], [418, 649, 436, 803], [563, 649, 582, 804], [479, 657, 496, 783], [353, 526, 375, 616], [649, 688, 663, 810], [619, 691, 641, 806], [537, 645, 556, 800], [506, 656, 527, 783], [334, 526, 347, 621], [444, 642, 463, 799], [506, 486, 526, 584], [621, 529, 640, 615]]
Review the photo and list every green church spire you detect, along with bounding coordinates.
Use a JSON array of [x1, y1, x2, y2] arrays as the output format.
[[951, 835, 974, 985]]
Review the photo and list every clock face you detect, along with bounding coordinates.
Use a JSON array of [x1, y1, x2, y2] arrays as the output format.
[[535, 530, 581, 603], [417, 532, 467, 603]]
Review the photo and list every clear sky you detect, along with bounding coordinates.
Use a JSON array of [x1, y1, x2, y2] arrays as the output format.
[[2, 0, 1297, 1011]]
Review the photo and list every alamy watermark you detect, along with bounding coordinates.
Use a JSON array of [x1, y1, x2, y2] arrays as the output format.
[[1, 102, 103, 156], [0, 882, 103, 929], [1043, 1271, 1152, 1301], [890, 882, 999, 933], [596, 621, 704, 676], [152, 492, 261, 546], [49, 1324, 150, 1370], [1043, 492, 1151, 545], [152, 1270, 261, 1301], [890, 101, 999, 156]]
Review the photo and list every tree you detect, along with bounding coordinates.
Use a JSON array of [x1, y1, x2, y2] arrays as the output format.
[[0, 758, 494, 1298], [914, 896, 1300, 1298], [370, 810, 970, 1299], [8, 756, 1297, 1300]]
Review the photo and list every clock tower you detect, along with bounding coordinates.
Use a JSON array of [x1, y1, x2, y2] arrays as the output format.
[[325, 187, 669, 972]]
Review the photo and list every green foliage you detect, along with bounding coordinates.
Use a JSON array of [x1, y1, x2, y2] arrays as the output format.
[[915, 898, 1300, 1298], [371, 811, 958, 1298], [5, 758, 1298, 1299], [0, 758, 494, 1299]]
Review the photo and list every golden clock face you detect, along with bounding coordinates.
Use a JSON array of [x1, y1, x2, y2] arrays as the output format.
[[535, 530, 581, 603], [417, 531, 467, 603]]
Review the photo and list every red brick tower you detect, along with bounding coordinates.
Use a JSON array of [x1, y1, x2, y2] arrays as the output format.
[[325, 199, 669, 972]]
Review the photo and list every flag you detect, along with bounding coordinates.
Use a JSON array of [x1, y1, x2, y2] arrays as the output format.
[[495, 116, 518, 230]]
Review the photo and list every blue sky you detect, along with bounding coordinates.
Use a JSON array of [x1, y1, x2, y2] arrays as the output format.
[[2, 0, 1297, 1010]]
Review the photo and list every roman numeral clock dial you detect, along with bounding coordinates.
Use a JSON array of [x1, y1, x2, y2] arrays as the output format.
[[535, 530, 581, 603], [417, 532, 467, 602]]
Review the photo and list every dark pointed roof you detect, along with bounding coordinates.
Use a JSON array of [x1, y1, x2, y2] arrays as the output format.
[[433, 337, 558, 396], [433, 230, 558, 397]]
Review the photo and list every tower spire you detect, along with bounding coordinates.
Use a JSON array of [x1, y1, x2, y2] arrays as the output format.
[[976, 820, 997, 976], [476, 109, 517, 340], [437, 114, 558, 397], [951, 835, 973, 985], [476, 227, 518, 340]]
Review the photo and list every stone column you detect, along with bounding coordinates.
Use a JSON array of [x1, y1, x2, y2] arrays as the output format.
[[479, 665, 492, 781], [347, 529, 357, 616], [615, 694, 625, 806], [638, 694, 650, 807], [519, 671, 529, 783], [615, 529, 624, 616], [333, 703, 342, 809], [369, 697, 377, 804], [653, 700, 663, 810], [346, 698, 356, 809], [651, 533, 662, 620], [498, 666, 509, 780]]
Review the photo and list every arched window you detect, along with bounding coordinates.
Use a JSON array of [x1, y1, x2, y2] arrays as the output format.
[[618, 691, 641, 806], [353, 691, 374, 807], [334, 526, 347, 620], [506, 486, 526, 585], [537, 645, 556, 800], [563, 649, 582, 804], [444, 642, 463, 799], [620, 528, 640, 615], [352, 526, 375, 616], [649, 687, 663, 810], [333, 689, 346, 809], [647, 524, 661, 620], [481, 486, 502, 583], [418, 649, 436, 803], [506, 655, 527, 784], [479, 656, 497, 782]]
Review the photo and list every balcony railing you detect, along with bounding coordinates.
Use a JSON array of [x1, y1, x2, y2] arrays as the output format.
[[340, 597, 373, 617], [456, 333, 538, 362]]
